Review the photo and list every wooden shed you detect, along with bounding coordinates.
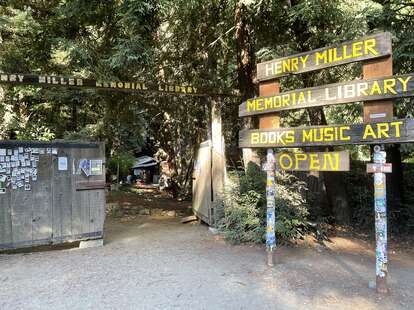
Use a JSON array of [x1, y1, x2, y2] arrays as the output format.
[[0, 140, 106, 250]]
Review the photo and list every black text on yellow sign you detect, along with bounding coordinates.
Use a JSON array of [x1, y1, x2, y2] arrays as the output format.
[[239, 119, 414, 148], [256, 32, 391, 81], [239, 74, 414, 117], [275, 151, 350, 171]]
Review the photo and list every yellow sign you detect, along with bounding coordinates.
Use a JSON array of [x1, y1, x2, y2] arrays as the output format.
[[256, 33, 391, 81], [239, 120, 410, 148], [275, 151, 350, 171], [240, 75, 413, 117]]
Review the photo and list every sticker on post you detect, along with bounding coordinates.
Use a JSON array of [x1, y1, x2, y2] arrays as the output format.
[[367, 163, 392, 173], [262, 162, 274, 171]]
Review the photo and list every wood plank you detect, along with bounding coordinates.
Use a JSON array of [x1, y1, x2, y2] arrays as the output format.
[[10, 187, 33, 245], [239, 119, 414, 148], [211, 97, 225, 225], [86, 145, 105, 235], [0, 187, 12, 247], [257, 32, 392, 81], [31, 153, 53, 243], [52, 149, 73, 241], [80, 191, 91, 234], [363, 56, 394, 122], [76, 181, 106, 190], [71, 147, 83, 237], [181, 215, 198, 223], [275, 151, 350, 171], [259, 80, 280, 129], [0, 73, 215, 97], [60, 148, 73, 238], [96, 188, 106, 235], [192, 141, 212, 224], [239, 73, 414, 117], [77, 146, 106, 235], [89, 190, 105, 235], [0, 140, 99, 149], [78, 149, 92, 234]]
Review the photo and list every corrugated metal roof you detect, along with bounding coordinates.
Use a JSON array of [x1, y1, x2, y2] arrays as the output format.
[[132, 156, 158, 169]]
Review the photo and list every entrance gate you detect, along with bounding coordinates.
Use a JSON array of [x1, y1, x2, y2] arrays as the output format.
[[0, 73, 233, 233]]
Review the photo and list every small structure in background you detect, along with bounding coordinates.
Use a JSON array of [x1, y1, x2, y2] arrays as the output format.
[[131, 155, 159, 184]]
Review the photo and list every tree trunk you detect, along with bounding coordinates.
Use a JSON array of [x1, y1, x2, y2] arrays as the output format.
[[71, 100, 78, 132], [386, 144, 404, 212], [306, 106, 351, 225], [235, 2, 260, 168]]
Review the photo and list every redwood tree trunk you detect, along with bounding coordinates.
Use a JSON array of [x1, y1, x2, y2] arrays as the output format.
[[386, 144, 404, 212], [306, 106, 351, 225], [235, 2, 259, 168]]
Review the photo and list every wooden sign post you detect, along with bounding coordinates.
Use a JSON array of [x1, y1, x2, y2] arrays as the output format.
[[259, 81, 280, 267], [239, 32, 414, 294], [367, 145, 392, 294], [363, 54, 393, 294]]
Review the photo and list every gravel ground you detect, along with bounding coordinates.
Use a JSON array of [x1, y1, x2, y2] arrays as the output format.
[[1, 216, 413, 310]]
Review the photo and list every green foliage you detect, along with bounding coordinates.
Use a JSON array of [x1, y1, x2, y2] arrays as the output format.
[[217, 188, 265, 244], [0, 0, 158, 155], [107, 152, 136, 181], [1, 0, 414, 233], [217, 162, 310, 245], [343, 160, 414, 235], [344, 161, 374, 230], [274, 173, 310, 240]]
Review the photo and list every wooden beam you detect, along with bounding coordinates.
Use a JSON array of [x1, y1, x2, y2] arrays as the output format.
[[259, 81, 280, 129], [363, 56, 394, 122], [239, 73, 414, 117], [239, 119, 413, 148], [257, 32, 392, 81]]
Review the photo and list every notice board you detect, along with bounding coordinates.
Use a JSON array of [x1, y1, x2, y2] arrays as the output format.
[[0, 140, 105, 250]]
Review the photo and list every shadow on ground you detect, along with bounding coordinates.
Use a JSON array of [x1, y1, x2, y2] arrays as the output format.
[[1, 192, 413, 310]]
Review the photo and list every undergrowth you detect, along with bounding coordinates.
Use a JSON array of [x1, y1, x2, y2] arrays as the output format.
[[215, 162, 310, 245]]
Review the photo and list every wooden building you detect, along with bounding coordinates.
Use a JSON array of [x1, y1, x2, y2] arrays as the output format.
[[0, 140, 105, 250]]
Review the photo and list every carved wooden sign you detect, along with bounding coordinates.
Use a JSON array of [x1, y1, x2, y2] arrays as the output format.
[[257, 32, 391, 81], [239, 119, 414, 148], [0, 73, 202, 96], [239, 74, 414, 117], [275, 151, 350, 171]]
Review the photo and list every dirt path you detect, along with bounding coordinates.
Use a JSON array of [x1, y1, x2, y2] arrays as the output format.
[[1, 215, 413, 310]]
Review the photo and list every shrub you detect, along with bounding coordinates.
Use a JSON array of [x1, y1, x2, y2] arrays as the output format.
[[216, 187, 265, 245], [216, 162, 310, 244]]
